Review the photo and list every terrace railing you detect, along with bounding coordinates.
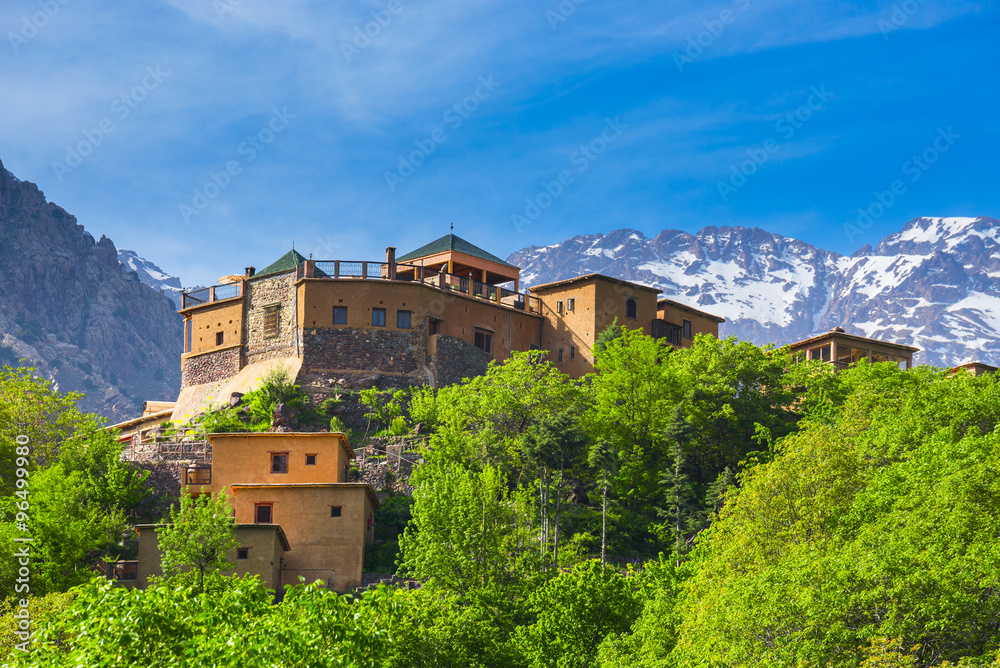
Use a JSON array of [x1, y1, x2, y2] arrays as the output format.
[[299, 259, 541, 313], [180, 281, 243, 309]]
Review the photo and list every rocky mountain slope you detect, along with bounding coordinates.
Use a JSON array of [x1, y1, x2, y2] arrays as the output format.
[[117, 249, 186, 310], [0, 159, 182, 420], [508, 217, 1000, 368]]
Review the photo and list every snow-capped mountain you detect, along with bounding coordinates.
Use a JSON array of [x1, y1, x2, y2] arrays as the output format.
[[508, 217, 1000, 368], [117, 249, 185, 310]]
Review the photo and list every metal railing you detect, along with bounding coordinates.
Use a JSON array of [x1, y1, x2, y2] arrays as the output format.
[[106, 561, 138, 581], [181, 281, 243, 309]]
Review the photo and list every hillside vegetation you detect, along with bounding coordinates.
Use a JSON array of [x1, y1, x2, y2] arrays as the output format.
[[2, 330, 999, 667]]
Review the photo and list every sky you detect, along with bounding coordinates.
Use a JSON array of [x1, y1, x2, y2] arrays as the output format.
[[1, 0, 997, 287]]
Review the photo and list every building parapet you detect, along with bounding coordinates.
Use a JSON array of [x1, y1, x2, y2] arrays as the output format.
[[180, 281, 244, 310]]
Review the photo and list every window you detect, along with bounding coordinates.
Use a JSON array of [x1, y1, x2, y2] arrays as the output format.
[[570, 345, 575, 359], [474, 330, 492, 354], [372, 308, 386, 327], [270, 453, 288, 473], [333, 307, 347, 325], [429, 319, 442, 335], [682, 319, 693, 339], [184, 319, 192, 353], [397, 310, 412, 329], [237, 547, 249, 560], [567, 298, 575, 312], [305, 454, 317, 466], [625, 298, 637, 319], [558, 348, 563, 362], [263, 305, 280, 338], [330, 506, 343, 518], [809, 344, 831, 362], [557, 300, 564, 314], [254, 503, 273, 524], [215, 331, 224, 346], [185, 466, 211, 485]]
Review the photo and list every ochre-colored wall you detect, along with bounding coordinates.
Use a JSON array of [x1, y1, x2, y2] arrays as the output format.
[[189, 433, 353, 496], [297, 279, 541, 363], [230, 485, 376, 591], [535, 278, 659, 377], [182, 297, 245, 360], [134, 525, 285, 591]]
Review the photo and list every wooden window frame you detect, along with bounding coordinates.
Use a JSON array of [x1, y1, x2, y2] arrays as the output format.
[[185, 466, 212, 486], [682, 319, 693, 339], [263, 304, 280, 338], [254, 503, 273, 524], [372, 308, 386, 327], [237, 547, 250, 560], [305, 454, 317, 466], [333, 307, 347, 325], [270, 452, 288, 474], [330, 506, 343, 518], [474, 330, 492, 354], [397, 310, 412, 329], [625, 298, 637, 320]]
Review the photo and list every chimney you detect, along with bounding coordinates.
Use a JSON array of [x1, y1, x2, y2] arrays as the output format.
[[386, 247, 397, 280], [245, 266, 256, 278]]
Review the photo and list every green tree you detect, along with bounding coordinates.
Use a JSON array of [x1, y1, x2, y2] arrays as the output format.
[[587, 439, 618, 567], [158, 489, 239, 593], [515, 560, 642, 668]]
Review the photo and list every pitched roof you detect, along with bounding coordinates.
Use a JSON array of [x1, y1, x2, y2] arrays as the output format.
[[255, 249, 307, 278], [529, 273, 661, 294], [397, 234, 518, 269]]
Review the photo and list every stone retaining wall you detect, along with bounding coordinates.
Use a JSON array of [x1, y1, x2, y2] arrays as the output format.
[[181, 347, 242, 388], [300, 325, 425, 376], [430, 335, 491, 387]]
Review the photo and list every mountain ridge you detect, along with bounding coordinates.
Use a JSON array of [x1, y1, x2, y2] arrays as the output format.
[[508, 217, 1000, 368]]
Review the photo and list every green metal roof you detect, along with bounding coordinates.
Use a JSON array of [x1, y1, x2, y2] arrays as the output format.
[[254, 249, 307, 278], [397, 234, 518, 269]]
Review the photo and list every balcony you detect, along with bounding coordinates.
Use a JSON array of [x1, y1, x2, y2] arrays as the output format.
[[180, 281, 243, 310], [297, 259, 541, 314], [652, 319, 682, 347]]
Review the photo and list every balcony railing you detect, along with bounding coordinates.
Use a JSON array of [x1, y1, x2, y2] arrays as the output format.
[[181, 281, 243, 309], [298, 259, 540, 314], [105, 560, 138, 581], [652, 319, 682, 347]]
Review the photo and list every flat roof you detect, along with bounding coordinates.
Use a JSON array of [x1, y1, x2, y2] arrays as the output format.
[[106, 408, 174, 432], [529, 273, 661, 294], [207, 431, 355, 459], [230, 482, 381, 509], [657, 297, 726, 323], [787, 329, 920, 353]]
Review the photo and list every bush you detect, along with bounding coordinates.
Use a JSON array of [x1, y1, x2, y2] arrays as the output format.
[[389, 416, 409, 436]]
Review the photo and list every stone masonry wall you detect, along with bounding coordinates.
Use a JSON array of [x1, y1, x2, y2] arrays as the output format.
[[245, 272, 298, 365], [181, 347, 242, 388], [300, 324, 426, 377], [430, 335, 491, 387]]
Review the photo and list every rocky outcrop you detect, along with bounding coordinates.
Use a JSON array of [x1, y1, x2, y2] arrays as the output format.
[[0, 158, 182, 420]]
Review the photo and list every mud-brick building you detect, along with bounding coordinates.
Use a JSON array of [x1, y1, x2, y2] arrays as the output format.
[[116, 432, 378, 594], [171, 234, 724, 421]]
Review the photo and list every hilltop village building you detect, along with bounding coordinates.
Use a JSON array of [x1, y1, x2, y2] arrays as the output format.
[[111, 432, 378, 594], [172, 233, 724, 421]]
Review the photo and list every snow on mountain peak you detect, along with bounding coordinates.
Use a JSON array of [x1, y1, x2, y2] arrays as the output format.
[[508, 218, 1000, 368]]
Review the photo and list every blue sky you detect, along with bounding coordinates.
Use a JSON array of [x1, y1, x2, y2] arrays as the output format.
[[1, 0, 996, 287]]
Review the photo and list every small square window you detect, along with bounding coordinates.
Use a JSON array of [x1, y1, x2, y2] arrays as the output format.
[[270, 453, 288, 473], [333, 307, 347, 325], [215, 331, 224, 346], [397, 310, 412, 329], [305, 454, 317, 466], [682, 319, 693, 339], [567, 298, 575, 312], [330, 506, 343, 518], [237, 547, 249, 560], [372, 308, 386, 327], [254, 504, 272, 524], [263, 305, 280, 338]]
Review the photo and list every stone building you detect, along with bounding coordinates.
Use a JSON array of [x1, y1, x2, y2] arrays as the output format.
[[170, 234, 724, 422]]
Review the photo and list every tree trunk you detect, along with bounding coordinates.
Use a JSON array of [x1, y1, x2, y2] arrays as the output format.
[[553, 461, 563, 568], [601, 468, 607, 568]]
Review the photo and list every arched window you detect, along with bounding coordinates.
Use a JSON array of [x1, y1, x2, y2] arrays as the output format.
[[625, 298, 637, 319]]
